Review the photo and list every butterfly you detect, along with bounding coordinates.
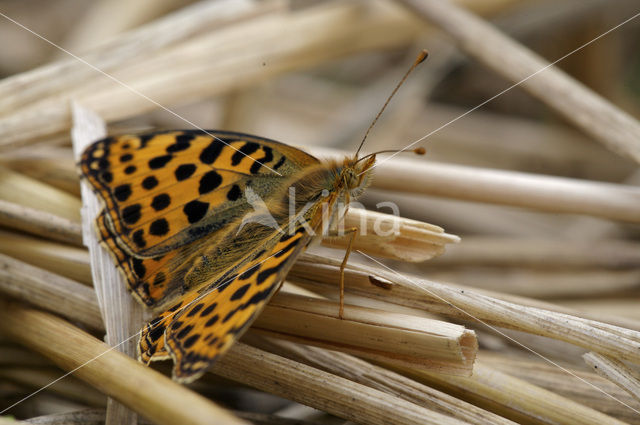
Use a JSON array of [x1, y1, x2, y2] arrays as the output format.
[[79, 51, 428, 383], [79, 129, 380, 382]]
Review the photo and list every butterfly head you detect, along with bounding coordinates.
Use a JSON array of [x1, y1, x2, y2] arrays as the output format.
[[338, 154, 376, 199]]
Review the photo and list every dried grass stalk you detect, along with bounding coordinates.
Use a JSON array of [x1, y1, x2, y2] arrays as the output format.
[[371, 156, 640, 223], [0, 368, 105, 407], [256, 291, 477, 375], [309, 147, 640, 223], [0, 1, 423, 150], [584, 352, 640, 404], [322, 208, 460, 262], [431, 237, 640, 269], [213, 342, 468, 425], [250, 337, 516, 425], [289, 254, 640, 365], [0, 302, 248, 425], [396, 0, 640, 164], [22, 408, 326, 425], [0, 167, 81, 222], [0, 253, 101, 330], [396, 362, 628, 425], [0, 230, 91, 285], [0, 0, 284, 114], [0, 148, 80, 196], [71, 103, 145, 425], [481, 352, 640, 424], [0, 199, 82, 246]]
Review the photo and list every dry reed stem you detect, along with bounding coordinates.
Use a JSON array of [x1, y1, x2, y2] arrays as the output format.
[[309, 147, 640, 223], [0, 301, 247, 425], [0, 253, 476, 378], [371, 156, 640, 223], [213, 342, 468, 425], [584, 352, 640, 404], [397, 103, 635, 181], [431, 237, 640, 268], [480, 352, 640, 424], [396, 362, 628, 425], [396, 0, 640, 164], [0, 346, 50, 368], [0, 200, 82, 246], [0, 168, 81, 222], [289, 254, 640, 364], [1, 149, 80, 196], [22, 408, 355, 425], [0, 0, 284, 114], [72, 103, 144, 425], [0, 230, 91, 285], [257, 291, 476, 375], [322, 207, 460, 262], [562, 300, 640, 323], [0, 368, 105, 407], [424, 268, 640, 300], [0, 1, 422, 150], [0, 253, 102, 330], [250, 337, 516, 425]]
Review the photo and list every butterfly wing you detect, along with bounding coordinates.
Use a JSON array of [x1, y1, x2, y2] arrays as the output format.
[[80, 129, 332, 383], [80, 130, 319, 258], [80, 130, 320, 309], [139, 224, 312, 383]]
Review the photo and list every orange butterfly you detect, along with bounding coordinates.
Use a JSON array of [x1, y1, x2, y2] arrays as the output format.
[[79, 51, 427, 383]]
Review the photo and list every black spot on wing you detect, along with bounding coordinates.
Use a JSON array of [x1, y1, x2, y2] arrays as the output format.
[[186, 303, 204, 317], [124, 165, 136, 175], [149, 218, 169, 236], [132, 229, 146, 248], [183, 334, 200, 349], [148, 317, 165, 342], [273, 155, 286, 170], [183, 200, 209, 223], [151, 193, 171, 211], [175, 164, 196, 181], [198, 170, 222, 195], [114, 184, 132, 202], [200, 140, 223, 164], [275, 240, 298, 257], [239, 263, 260, 280], [176, 325, 193, 339], [101, 171, 113, 183], [256, 264, 282, 285], [250, 146, 273, 174], [166, 134, 193, 153], [205, 314, 219, 327], [231, 142, 259, 166], [142, 176, 158, 190], [149, 155, 173, 169], [122, 204, 142, 224], [132, 258, 146, 279], [230, 283, 251, 301], [226, 184, 241, 201], [200, 302, 217, 317], [139, 134, 155, 148]]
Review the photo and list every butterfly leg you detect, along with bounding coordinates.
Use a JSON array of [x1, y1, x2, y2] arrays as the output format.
[[338, 227, 358, 319]]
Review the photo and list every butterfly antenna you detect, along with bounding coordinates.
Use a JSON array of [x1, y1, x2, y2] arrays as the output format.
[[355, 49, 429, 158]]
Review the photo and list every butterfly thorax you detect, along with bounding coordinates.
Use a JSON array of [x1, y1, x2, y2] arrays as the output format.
[[275, 155, 375, 236]]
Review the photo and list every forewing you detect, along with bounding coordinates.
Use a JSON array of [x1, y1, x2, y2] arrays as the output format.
[[80, 130, 319, 257]]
